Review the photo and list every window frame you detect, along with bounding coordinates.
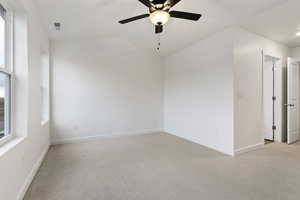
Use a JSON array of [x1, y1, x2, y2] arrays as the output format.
[[0, 1, 14, 146]]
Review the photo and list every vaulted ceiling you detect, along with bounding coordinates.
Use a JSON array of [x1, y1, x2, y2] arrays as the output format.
[[34, 0, 299, 55]]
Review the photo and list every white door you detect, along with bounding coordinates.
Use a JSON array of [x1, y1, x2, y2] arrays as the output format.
[[287, 58, 300, 144]]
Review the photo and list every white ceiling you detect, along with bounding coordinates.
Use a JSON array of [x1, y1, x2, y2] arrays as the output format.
[[242, 0, 300, 48], [33, 0, 298, 55]]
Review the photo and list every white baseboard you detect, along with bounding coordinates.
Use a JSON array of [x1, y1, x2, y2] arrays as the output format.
[[51, 129, 163, 145], [17, 144, 50, 200], [234, 143, 264, 155]]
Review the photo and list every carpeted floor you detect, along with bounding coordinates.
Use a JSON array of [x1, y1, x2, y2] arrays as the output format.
[[24, 133, 300, 200]]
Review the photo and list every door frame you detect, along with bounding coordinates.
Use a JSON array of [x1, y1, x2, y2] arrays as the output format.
[[262, 52, 283, 144]]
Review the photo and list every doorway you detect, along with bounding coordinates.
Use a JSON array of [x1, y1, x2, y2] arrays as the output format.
[[263, 54, 282, 143]]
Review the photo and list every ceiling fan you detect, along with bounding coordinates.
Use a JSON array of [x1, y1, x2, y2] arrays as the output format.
[[119, 0, 202, 34]]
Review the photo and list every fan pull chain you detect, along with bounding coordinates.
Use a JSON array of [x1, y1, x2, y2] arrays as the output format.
[[156, 34, 161, 51]]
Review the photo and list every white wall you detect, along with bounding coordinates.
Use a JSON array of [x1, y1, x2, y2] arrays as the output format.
[[163, 27, 291, 155], [233, 28, 290, 153], [292, 47, 300, 58], [0, 0, 50, 199], [51, 39, 164, 144], [163, 29, 235, 155]]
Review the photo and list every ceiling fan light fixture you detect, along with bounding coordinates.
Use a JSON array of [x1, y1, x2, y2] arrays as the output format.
[[149, 10, 170, 25], [119, 0, 202, 34]]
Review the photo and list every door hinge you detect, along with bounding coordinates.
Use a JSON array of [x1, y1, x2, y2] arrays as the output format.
[[272, 125, 276, 130], [272, 96, 276, 101]]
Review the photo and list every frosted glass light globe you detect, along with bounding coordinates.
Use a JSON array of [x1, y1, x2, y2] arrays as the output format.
[[149, 10, 170, 25]]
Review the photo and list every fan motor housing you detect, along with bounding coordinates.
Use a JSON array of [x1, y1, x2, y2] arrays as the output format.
[[150, 1, 171, 13], [152, 0, 166, 4]]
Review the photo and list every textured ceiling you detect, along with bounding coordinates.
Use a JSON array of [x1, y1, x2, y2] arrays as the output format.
[[34, 0, 296, 55]]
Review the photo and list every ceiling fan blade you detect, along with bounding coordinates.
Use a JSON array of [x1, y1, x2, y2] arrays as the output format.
[[169, 11, 202, 21], [155, 25, 163, 34], [119, 14, 150, 24], [168, 0, 182, 7], [138, 0, 152, 7]]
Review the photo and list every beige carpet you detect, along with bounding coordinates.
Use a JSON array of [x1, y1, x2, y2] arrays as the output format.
[[24, 133, 300, 200]]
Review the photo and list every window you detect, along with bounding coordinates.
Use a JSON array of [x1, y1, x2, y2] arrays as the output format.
[[0, 72, 10, 139], [0, 3, 12, 141], [41, 53, 49, 124]]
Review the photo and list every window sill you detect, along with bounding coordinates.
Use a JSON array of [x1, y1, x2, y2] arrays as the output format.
[[0, 136, 26, 157]]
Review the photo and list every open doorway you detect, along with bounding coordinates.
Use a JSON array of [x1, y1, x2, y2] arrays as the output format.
[[263, 54, 282, 144], [263, 55, 300, 146]]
